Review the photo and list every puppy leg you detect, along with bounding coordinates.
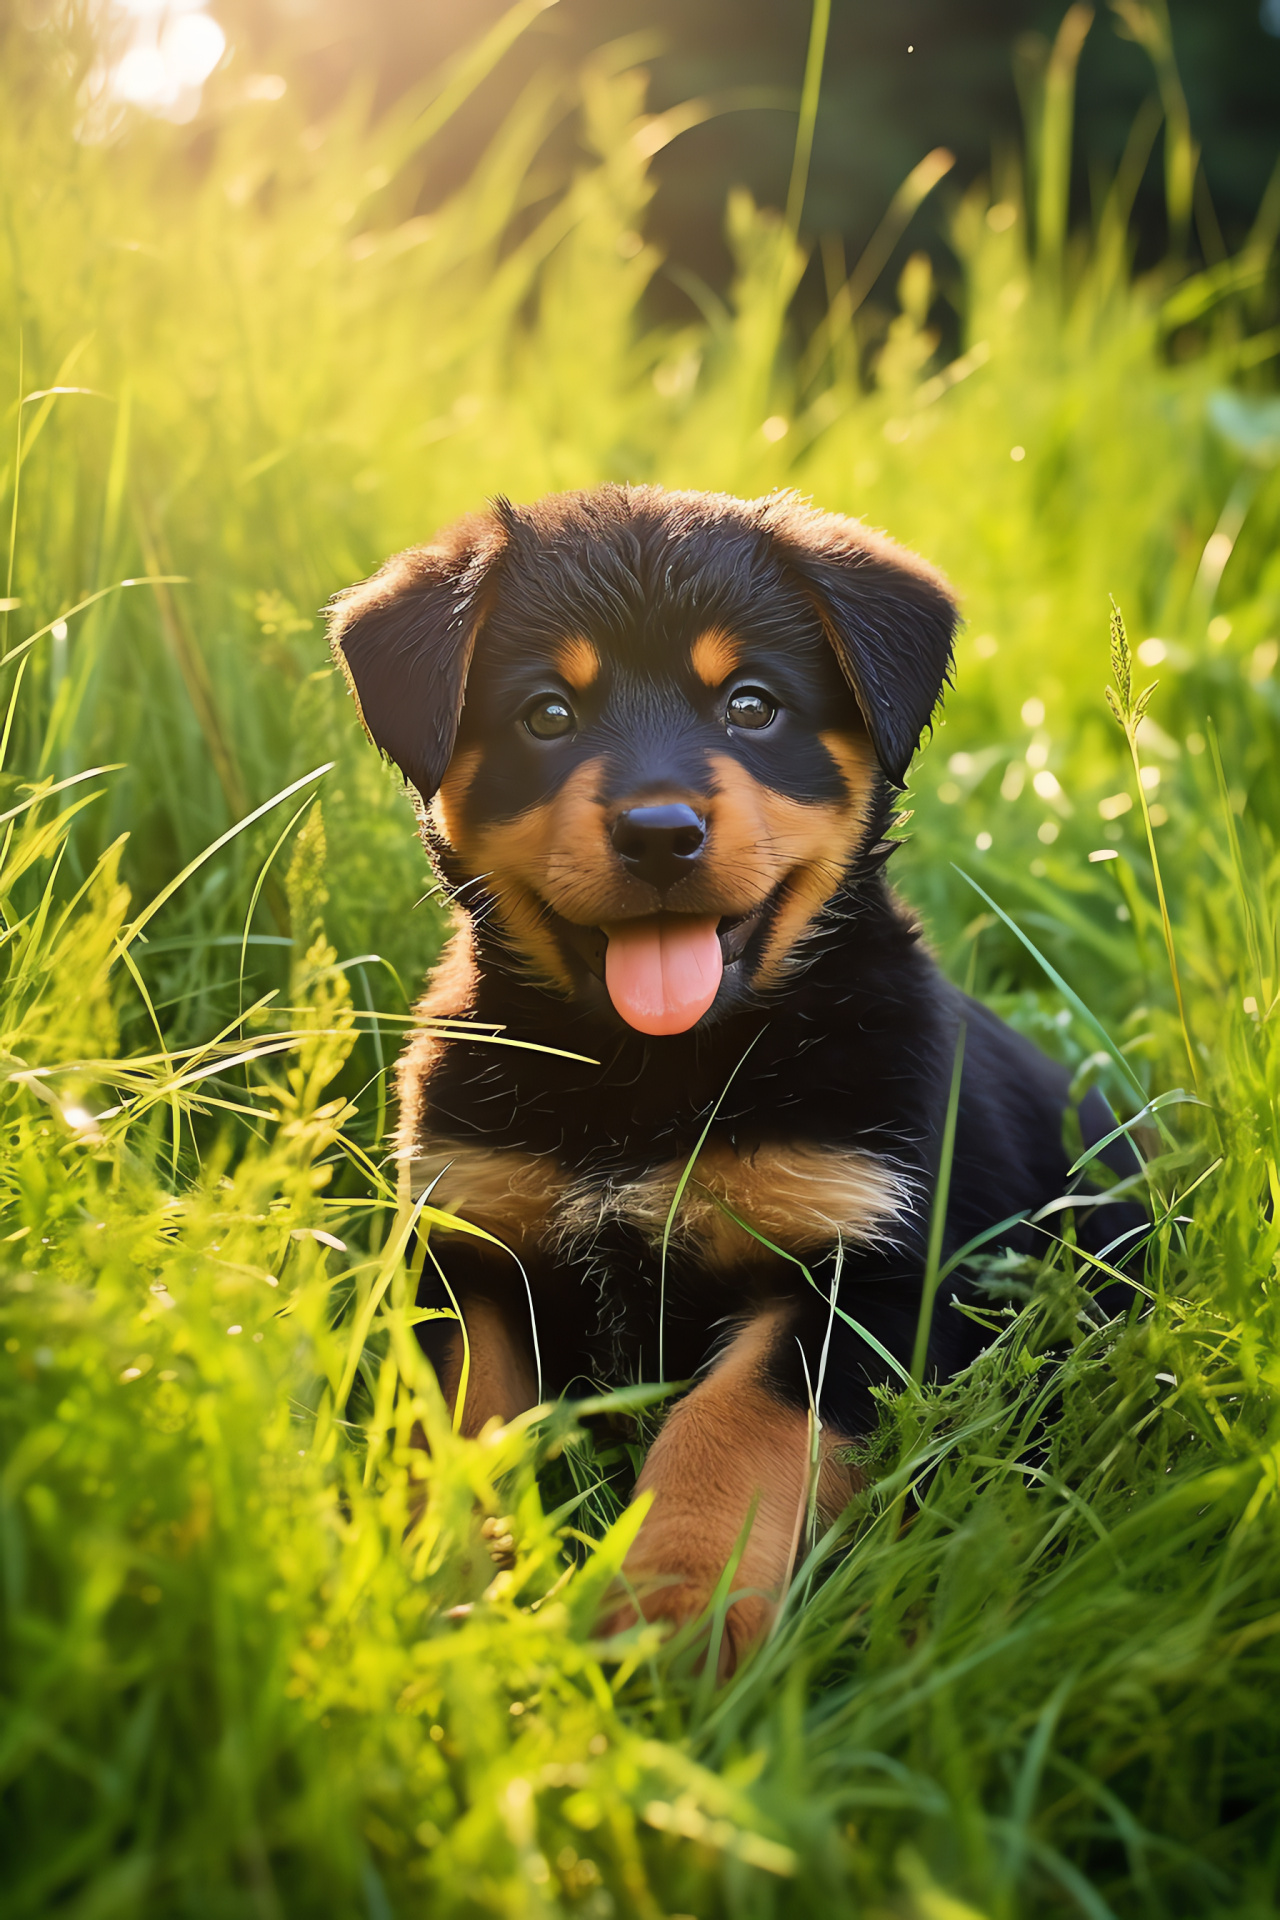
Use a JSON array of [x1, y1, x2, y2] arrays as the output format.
[[435, 1295, 537, 1436], [607, 1308, 858, 1675], [405, 1296, 535, 1575]]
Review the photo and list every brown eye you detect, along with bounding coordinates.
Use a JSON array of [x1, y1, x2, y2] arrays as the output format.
[[524, 694, 576, 740], [726, 687, 778, 731]]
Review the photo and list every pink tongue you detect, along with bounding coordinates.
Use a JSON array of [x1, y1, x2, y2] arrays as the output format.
[[603, 916, 723, 1035]]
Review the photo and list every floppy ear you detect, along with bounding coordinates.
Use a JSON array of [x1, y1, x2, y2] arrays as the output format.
[[326, 510, 506, 801], [757, 494, 958, 787]]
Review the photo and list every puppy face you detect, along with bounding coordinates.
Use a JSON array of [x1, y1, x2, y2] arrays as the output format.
[[329, 487, 957, 1034], [434, 553, 878, 1020]]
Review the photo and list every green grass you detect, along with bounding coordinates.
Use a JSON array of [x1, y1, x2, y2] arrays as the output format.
[[3, 4, 1280, 1914]]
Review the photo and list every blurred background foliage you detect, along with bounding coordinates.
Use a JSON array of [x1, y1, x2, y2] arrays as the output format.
[[205, 0, 1280, 308]]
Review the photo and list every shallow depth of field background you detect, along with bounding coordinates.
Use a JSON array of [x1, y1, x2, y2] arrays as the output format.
[[2, 2, 1280, 1915]]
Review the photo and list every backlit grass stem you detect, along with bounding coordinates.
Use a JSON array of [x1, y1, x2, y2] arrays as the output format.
[[1106, 598, 1200, 1091], [784, 0, 832, 240], [911, 1019, 967, 1386]]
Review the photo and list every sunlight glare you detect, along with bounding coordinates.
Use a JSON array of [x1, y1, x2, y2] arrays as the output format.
[[80, 0, 227, 135]]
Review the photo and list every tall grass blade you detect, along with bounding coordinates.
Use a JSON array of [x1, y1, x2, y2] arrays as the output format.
[[911, 1020, 966, 1384]]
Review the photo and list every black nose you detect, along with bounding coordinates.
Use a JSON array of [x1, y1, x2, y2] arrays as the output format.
[[610, 803, 707, 892]]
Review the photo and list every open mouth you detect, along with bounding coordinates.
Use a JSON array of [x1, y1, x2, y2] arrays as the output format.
[[550, 904, 767, 1035]]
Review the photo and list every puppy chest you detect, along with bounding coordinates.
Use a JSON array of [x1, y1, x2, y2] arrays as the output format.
[[409, 1134, 913, 1269]]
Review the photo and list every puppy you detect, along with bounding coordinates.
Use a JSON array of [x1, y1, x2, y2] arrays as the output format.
[[329, 484, 1137, 1671]]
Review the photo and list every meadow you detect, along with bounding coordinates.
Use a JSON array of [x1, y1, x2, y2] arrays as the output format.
[[2, 2, 1280, 1914]]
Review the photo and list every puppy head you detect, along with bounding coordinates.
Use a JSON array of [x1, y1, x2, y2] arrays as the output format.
[[329, 486, 957, 1034]]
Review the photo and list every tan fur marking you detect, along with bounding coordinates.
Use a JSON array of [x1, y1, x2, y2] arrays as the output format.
[[607, 1310, 860, 1673], [555, 1139, 910, 1265], [551, 635, 601, 688], [436, 1297, 538, 1437], [396, 925, 479, 1157], [431, 748, 482, 847], [703, 750, 843, 898], [751, 732, 878, 987], [690, 628, 742, 687], [454, 758, 610, 990], [412, 1141, 567, 1252]]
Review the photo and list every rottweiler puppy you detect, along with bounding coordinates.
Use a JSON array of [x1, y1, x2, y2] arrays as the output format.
[[329, 484, 1136, 1670]]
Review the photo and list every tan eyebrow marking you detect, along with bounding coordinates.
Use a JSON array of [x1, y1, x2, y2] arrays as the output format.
[[551, 636, 600, 688], [690, 629, 743, 687]]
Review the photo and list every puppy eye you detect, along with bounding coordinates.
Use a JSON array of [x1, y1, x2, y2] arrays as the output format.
[[523, 694, 576, 740], [726, 687, 778, 731]]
